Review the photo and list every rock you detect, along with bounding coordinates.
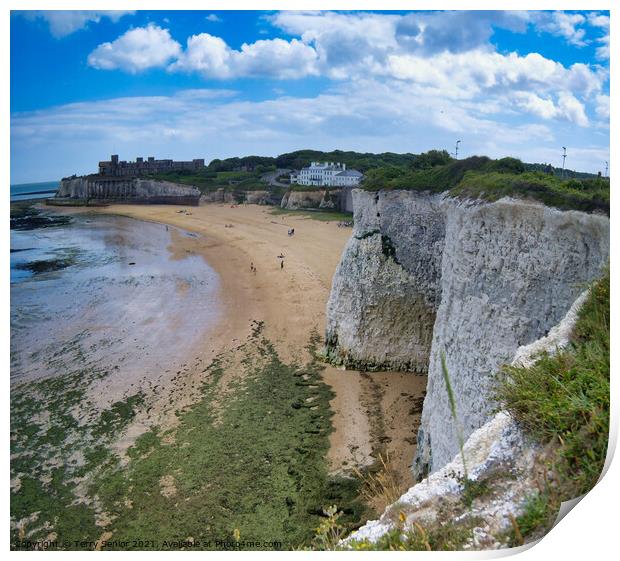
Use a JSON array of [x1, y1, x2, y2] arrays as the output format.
[[343, 288, 592, 549], [280, 189, 346, 210], [56, 177, 200, 205], [325, 190, 444, 371], [417, 196, 608, 475], [325, 189, 609, 477]]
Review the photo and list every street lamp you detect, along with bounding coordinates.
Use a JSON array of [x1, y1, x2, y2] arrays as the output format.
[[561, 147, 567, 178], [454, 140, 461, 160]]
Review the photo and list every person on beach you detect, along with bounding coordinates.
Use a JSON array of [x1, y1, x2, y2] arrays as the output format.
[[281, 260, 284, 270], [251, 262, 254, 272]]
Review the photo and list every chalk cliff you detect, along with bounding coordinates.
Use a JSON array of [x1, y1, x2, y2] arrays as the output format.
[[200, 188, 278, 205], [325, 189, 609, 477], [325, 191, 444, 371], [343, 289, 591, 549], [281, 189, 341, 210], [56, 177, 201, 205]]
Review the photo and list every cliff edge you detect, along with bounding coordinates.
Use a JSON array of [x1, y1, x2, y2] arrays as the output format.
[[325, 189, 609, 477]]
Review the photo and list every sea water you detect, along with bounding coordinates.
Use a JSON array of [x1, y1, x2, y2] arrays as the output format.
[[10, 181, 59, 202], [10, 208, 221, 385]]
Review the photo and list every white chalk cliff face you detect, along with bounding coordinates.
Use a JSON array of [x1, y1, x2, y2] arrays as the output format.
[[325, 189, 609, 477], [57, 177, 200, 202], [325, 191, 444, 372], [343, 288, 592, 549]]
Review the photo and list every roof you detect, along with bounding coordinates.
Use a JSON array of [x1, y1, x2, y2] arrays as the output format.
[[335, 170, 363, 177]]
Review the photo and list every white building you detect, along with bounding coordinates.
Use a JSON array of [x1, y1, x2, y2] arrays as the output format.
[[290, 161, 363, 187]]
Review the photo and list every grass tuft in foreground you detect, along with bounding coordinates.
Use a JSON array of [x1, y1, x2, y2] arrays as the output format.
[[495, 267, 610, 540]]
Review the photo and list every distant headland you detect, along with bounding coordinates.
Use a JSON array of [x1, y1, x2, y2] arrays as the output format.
[[49, 149, 608, 213]]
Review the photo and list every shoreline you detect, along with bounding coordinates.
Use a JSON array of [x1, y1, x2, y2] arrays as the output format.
[[32, 201, 426, 484]]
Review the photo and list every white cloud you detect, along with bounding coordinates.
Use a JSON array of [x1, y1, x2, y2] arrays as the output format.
[[535, 11, 587, 46], [84, 11, 607, 130], [512, 92, 559, 120], [587, 12, 610, 60], [264, 11, 607, 127], [170, 34, 318, 79], [556, 92, 589, 126], [88, 24, 182, 73], [594, 34, 610, 60], [384, 50, 604, 104], [12, 78, 608, 184], [20, 10, 134, 38], [594, 94, 610, 119], [270, 11, 400, 78], [205, 14, 222, 23]]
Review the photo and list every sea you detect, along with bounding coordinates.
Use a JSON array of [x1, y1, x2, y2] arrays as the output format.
[[10, 207, 221, 386], [10, 181, 59, 202]]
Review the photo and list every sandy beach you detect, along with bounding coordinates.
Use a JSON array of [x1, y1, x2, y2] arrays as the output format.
[[10, 200, 426, 548], [49, 202, 426, 487]]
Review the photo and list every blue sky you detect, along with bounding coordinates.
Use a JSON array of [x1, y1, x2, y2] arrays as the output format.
[[10, 9, 610, 183]]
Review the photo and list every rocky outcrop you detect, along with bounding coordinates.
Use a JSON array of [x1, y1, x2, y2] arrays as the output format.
[[344, 412, 537, 549], [325, 189, 609, 477], [200, 188, 277, 205], [281, 189, 338, 210], [343, 291, 590, 549], [325, 190, 444, 371], [200, 188, 236, 204], [56, 177, 201, 205]]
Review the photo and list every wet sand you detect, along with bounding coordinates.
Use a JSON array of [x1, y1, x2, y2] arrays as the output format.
[[45, 202, 427, 485]]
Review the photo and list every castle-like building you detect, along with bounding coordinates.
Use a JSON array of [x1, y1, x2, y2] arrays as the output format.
[[98, 155, 205, 177], [290, 161, 363, 187]]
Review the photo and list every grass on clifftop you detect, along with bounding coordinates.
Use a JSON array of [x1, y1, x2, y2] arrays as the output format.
[[362, 156, 609, 214], [495, 267, 610, 540], [143, 169, 278, 194]]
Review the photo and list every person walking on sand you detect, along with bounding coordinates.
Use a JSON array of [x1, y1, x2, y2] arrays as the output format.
[[280, 260, 284, 270], [251, 262, 254, 272]]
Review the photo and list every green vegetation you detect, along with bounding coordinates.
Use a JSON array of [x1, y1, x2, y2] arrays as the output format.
[[269, 208, 353, 222], [143, 148, 437, 196], [328, 268, 609, 552], [90, 327, 366, 550], [362, 155, 609, 214], [11, 326, 367, 550], [506, 492, 553, 546], [495, 267, 610, 539], [133, 149, 606, 213], [11, 359, 143, 549], [440, 351, 468, 479], [209, 149, 433, 174], [144, 169, 275, 194]]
